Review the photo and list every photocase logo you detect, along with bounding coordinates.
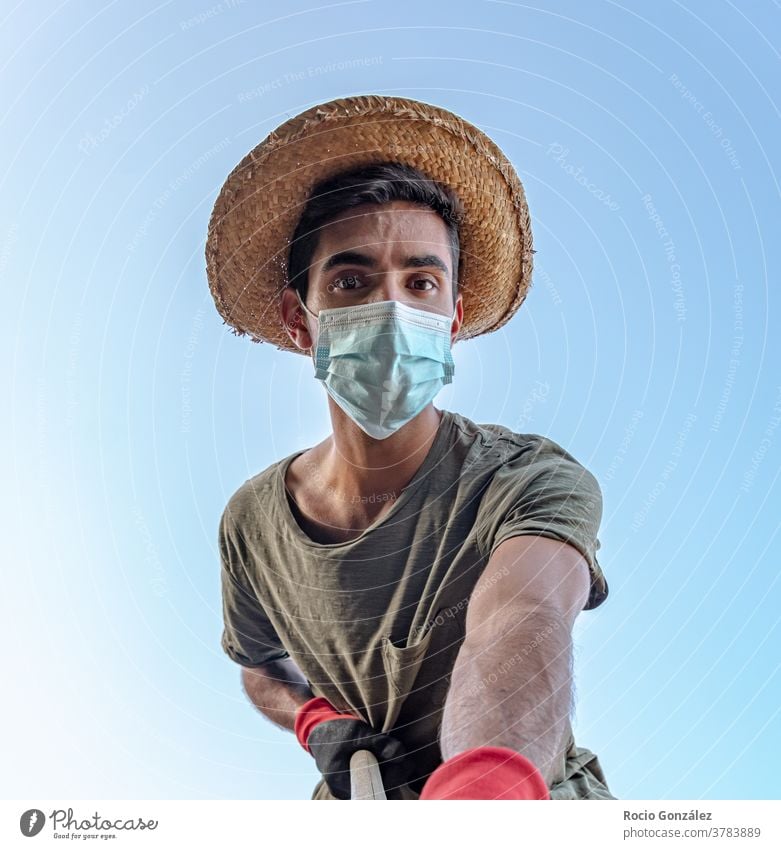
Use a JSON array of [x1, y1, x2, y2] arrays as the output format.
[[20, 809, 46, 837], [17, 806, 159, 837]]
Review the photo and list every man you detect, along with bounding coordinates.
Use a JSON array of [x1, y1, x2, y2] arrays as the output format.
[[207, 95, 614, 800]]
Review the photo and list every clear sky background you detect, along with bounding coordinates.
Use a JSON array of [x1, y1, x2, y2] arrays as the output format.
[[2, 0, 779, 801]]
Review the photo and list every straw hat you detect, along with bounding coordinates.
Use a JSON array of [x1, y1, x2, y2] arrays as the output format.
[[205, 94, 533, 354]]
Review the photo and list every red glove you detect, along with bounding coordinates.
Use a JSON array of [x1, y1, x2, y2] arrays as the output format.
[[294, 696, 360, 752], [419, 746, 550, 800], [294, 697, 412, 799]]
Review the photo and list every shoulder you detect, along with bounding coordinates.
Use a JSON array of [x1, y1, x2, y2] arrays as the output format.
[[491, 431, 602, 503], [446, 409, 539, 455], [465, 423, 608, 610], [447, 410, 582, 471], [469, 420, 603, 534], [219, 452, 297, 532]]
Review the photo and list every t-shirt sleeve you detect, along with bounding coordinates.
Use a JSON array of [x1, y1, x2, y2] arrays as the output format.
[[218, 503, 290, 667], [475, 436, 609, 611]]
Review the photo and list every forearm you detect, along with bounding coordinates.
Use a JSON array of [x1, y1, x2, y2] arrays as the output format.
[[439, 603, 573, 786], [240, 657, 315, 731]]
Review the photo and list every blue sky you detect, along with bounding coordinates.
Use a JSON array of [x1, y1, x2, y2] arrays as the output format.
[[3, 0, 779, 800]]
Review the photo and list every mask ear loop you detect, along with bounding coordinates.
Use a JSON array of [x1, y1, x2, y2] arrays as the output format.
[[293, 289, 323, 361], [294, 288, 320, 322]]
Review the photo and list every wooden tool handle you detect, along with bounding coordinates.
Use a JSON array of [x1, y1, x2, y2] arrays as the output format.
[[349, 750, 387, 800]]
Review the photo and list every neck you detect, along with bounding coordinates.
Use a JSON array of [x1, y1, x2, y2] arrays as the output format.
[[319, 401, 444, 502]]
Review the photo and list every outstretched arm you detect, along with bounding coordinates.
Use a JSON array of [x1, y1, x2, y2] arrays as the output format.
[[439, 535, 590, 786]]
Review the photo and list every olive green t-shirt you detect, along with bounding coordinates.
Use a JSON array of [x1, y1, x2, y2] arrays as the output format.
[[219, 408, 614, 800]]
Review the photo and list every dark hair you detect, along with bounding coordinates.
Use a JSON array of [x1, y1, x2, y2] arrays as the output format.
[[287, 161, 464, 303]]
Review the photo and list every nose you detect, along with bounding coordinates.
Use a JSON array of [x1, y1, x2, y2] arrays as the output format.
[[361, 271, 412, 305]]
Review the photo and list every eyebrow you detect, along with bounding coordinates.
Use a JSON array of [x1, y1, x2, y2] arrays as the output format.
[[320, 250, 450, 279]]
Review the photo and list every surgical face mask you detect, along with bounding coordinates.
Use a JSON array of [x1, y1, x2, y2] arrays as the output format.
[[295, 291, 456, 440]]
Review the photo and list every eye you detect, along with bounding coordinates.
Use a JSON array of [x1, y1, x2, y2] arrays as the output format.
[[331, 274, 364, 291], [409, 278, 437, 291]]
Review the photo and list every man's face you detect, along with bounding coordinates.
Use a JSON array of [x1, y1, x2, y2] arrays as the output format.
[[285, 200, 463, 351]]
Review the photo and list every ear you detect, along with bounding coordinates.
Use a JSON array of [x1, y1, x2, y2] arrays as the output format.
[[450, 292, 464, 344], [280, 287, 314, 351]]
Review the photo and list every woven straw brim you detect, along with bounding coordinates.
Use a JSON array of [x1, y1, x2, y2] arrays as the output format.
[[205, 94, 533, 354]]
